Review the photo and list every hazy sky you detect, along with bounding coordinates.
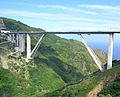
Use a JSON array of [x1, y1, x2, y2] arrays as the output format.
[[0, 0, 120, 32], [0, 0, 120, 42], [0, 0, 120, 59]]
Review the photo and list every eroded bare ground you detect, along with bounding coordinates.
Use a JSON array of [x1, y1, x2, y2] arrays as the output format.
[[87, 76, 116, 97], [0, 55, 9, 69]]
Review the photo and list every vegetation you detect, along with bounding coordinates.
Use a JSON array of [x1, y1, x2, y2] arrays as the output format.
[[0, 17, 114, 97], [98, 61, 120, 97], [45, 61, 120, 97], [0, 17, 44, 32]]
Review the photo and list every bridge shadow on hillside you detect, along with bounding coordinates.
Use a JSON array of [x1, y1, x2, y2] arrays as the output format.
[[36, 56, 84, 83]]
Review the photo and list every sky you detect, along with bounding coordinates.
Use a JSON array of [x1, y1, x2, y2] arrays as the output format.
[[1, 0, 120, 41], [0, 0, 120, 32], [0, 0, 120, 41], [0, 0, 120, 59]]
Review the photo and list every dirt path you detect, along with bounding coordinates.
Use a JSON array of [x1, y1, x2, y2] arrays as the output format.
[[87, 81, 104, 97], [0, 56, 9, 69], [87, 76, 116, 97]]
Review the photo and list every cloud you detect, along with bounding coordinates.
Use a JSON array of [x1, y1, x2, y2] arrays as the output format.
[[38, 5, 68, 9], [47, 26, 117, 32], [1, 9, 120, 23], [37, 4, 98, 15], [45, 20, 120, 32], [0, 9, 120, 31], [0, 9, 99, 21], [0, 9, 71, 19], [78, 4, 120, 13]]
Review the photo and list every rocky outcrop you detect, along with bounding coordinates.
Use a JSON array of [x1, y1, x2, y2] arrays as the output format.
[[94, 49, 107, 60]]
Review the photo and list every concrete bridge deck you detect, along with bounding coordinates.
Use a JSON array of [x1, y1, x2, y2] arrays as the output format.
[[2, 31, 120, 35], [1, 30, 120, 71]]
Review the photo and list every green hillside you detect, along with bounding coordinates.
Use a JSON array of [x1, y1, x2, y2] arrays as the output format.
[[45, 61, 120, 97], [0, 17, 44, 31], [0, 17, 107, 97], [98, 61, 120, 97]]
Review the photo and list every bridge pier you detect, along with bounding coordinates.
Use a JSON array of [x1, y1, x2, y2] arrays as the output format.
[[11, 34, 15, 43], [107, 33, 114, 70], [15, 34, 25, 52], [7, 34, 15, 43], [16, 34, 19, 46], [80, 34, 104, 71], [7, 34, 11, 41], [26, 34, 31, 62], [26, 34, 45, 62], [19, 34, 25, 52], [1, 31, 118, 70]]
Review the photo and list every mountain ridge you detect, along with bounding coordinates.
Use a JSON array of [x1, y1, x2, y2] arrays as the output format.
[[0, 17, 44, 32]]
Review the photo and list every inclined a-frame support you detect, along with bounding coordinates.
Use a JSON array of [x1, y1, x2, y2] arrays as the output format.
[[107, 33, 114, 70], [0, 29, 116, 70], [26, 34, 45, 62], [80, 34, 104, 71], [30, 34, 45, 58]]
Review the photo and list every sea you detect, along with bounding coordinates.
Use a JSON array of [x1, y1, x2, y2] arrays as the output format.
[[57, 34, 120, 60]]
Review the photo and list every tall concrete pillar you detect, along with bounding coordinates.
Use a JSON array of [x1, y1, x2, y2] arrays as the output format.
[[107, 33, 114, 70], [16, 34, 19, 46], [14, 34, 25, 52], [7, 34, 12, 41], [21, 34, 25, 52], [26, 34, 31, 62]]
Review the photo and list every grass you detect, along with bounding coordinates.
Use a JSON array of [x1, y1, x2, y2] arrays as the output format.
[[0, 17, 108, 97], [45, 61, 120, 97]]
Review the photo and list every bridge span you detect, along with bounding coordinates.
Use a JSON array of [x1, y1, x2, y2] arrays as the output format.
[[2, 31, 120, 34], [0, 30, 120, 72]]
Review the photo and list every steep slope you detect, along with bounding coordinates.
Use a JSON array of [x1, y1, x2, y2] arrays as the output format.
[[0, 17, 44, 31], [98, 75, 120, 97], [41, 35, 100, 79], [0, 48, 66, 97], [45, 61, 120, 97], [0, 17, 107, 96], [98, 61, 120, 97]]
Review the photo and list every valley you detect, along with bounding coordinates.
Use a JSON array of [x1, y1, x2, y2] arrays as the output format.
[[0, 17, 119, 97]]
